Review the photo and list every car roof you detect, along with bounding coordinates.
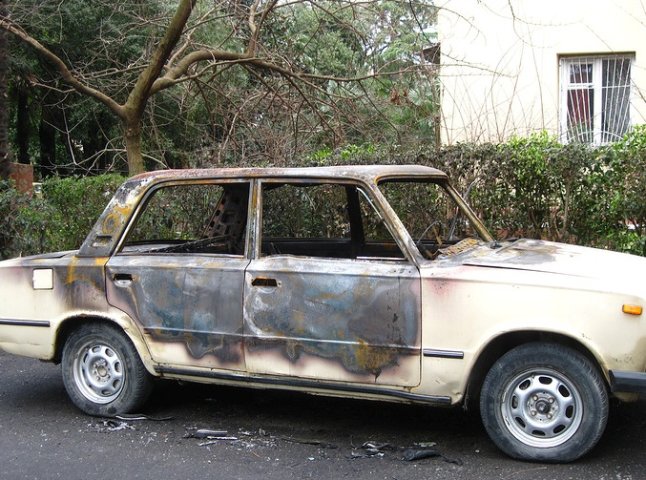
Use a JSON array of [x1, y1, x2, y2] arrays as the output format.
[[129, 165, 447, 185]]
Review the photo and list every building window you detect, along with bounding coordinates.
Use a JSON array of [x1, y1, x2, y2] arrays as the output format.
[[559, 54, 632, 144]]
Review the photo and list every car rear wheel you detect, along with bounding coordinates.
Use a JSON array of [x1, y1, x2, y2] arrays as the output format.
[[480, 342, 608, 462], [62, 323, 153, 416]]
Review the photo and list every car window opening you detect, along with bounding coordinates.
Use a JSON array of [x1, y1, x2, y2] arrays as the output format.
[[260, 182, 405, 260], [377, 179, 482, 260], [121, 182, 250, 256]]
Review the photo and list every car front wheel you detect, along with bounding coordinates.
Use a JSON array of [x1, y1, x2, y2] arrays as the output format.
[[62, 323, 153, 416], [480, 342, 608, 462]]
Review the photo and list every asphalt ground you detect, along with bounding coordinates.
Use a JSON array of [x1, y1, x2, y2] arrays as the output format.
[[1, 350, 644, 480]]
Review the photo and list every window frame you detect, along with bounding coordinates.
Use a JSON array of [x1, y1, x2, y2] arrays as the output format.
[[559, 53, 633, 145], [254, 178, 415, 263], [114, 178, 253, 258]]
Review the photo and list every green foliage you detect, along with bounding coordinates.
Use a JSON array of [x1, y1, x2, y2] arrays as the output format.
[[0, 180, 52, 258], [40, 174, 126, 250], [272, 3, 365, 78], [430, 130, 646, 255], [6, 0, 164, 172], [306, 143, 377, 164], [298, 127, 646, 255], [7, 0, 441, 172], [609, 125, 646, 245], [2, 127, 646, 259], [0, 174, 125, 259]]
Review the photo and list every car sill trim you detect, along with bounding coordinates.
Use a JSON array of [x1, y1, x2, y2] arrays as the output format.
[[0, 318, 51, 328], [423, 348, 464, 359], [155, 366, 452, 405]]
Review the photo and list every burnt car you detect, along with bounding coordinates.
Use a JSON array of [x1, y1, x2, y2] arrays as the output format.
[[1, 166, 645, 462]]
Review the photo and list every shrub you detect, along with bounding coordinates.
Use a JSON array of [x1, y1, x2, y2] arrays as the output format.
[[298, 129, 646, 254], [1, 127, 645, 259], [0, 180, 53, 259], [39, 174, 126, 251], [0, 174, 125, 259]]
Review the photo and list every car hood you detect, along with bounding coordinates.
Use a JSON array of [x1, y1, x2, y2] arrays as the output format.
[[454, 239, 646, 280]]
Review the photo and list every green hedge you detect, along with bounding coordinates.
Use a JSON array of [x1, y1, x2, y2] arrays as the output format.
[[302, 128, 646, 256], [439, 129, 646, 256], [0, 174, 125, 259], [1, 127, 645, 260]]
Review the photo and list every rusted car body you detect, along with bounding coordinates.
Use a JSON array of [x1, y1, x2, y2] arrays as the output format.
[[0, 165, 645, 462]]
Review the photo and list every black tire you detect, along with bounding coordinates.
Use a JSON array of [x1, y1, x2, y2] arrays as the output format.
[[61, 323, 153, 416], [479, 342, 608, 463]]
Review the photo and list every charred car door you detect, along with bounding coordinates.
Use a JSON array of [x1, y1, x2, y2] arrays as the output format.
[[243, 181, 421, 387], [106, 181, 251, 371]]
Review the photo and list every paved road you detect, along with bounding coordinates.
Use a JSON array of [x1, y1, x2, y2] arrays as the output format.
[[1, 350, 644, 480]]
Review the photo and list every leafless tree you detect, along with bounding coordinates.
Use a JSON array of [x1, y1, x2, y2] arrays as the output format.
[[1, 0, 437, 175]]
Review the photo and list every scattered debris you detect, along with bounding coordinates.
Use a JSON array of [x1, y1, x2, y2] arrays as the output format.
[[350, 441, 395, 458], [349, 440, 462, 465], [184, 428, 240, 446], [181, 427, 461, 465], [402, 448, 442, 462], [98, 420, 135, 432], [198, 437, 239, 447], [184, 428, 229, 439], [112, 413, 174, 422], [402, 448, 462, 465], [277, 436, 338, 449], [93, 414, 172, 434], [415, 441, 437, 448]]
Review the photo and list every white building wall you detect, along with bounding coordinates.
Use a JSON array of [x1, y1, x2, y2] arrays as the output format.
[[438, 0, 646, 144]]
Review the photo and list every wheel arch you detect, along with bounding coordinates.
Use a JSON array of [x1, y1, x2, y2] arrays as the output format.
[[52, 314, 157, 376], [464, 330, 608, 411]]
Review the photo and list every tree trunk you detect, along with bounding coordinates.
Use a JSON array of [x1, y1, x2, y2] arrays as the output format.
[[0, 0, 9, 180], [16, 84, 30, 165], [38, 107, 56, 177], [124, 120, 145, 175]]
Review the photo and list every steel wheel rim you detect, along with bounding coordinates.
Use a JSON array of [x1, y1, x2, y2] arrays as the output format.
[[73, 342, 125, 404], [501, 368, 583, 448]]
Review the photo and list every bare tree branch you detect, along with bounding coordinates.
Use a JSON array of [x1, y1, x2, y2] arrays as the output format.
[[247, 0, 278, 56], [126, 0, 196, 115], [151, 49, 253, 94], [0, 16, 125, 119]]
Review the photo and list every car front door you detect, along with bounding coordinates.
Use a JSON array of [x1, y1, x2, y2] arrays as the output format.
[[243, 180, 421, 387]]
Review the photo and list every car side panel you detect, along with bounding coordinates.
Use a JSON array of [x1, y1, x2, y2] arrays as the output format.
[[0, 255, 131, 359], [243, 255, 422, 387], [106, 254, 248, 371], [415, 263, 646, 402]]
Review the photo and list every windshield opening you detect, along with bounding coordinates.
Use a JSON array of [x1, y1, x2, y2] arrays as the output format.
[[378, 179, 485, 259]]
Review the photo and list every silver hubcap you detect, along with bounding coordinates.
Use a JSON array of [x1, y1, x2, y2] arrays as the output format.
[[501, 369, 583, 448], [73, 343, 125, 404]]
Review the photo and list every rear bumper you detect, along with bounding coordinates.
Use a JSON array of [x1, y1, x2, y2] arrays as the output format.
[[610, 370, 646, 394]]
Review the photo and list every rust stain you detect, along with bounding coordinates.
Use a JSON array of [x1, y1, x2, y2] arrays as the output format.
[[355, 339, 399, 378], [65, 256, 79, 285], [101, 205, 132, 235]]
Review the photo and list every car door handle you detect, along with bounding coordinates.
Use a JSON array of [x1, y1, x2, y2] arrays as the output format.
[[251, 277, 278, 287], [112, 273, 133, 287]]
